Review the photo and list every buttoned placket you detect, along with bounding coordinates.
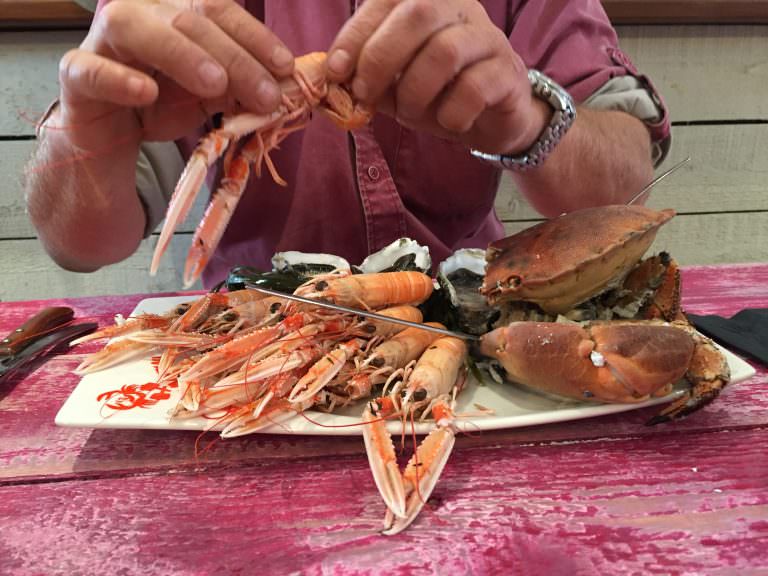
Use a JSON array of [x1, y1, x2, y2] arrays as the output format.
[[351, 124, 408, 255]]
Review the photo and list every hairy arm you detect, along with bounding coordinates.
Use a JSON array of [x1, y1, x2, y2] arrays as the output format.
[[25, 105, 147, 272], [24, 0, 294, 272], [512, 106, 655, 218]]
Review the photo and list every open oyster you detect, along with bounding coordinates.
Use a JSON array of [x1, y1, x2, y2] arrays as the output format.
[[424, 248, 499, 335], [358, 238, 432, 274], [271, 251, 352, 276]]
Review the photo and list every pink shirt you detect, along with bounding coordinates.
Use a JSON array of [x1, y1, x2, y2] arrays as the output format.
[[164, 1, 670, 287]]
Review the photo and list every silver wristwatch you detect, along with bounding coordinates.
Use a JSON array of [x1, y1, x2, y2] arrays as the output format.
[[471, 69, 576, 171]]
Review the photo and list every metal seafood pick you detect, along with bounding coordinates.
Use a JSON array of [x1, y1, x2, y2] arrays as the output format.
[[245, 284, 481, 341], [627, 156, 691, 205]]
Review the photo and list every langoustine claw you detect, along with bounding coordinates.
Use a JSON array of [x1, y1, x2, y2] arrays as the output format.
[[363, 334, 468, 534]]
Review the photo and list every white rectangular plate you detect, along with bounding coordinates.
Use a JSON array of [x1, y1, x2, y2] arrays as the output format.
[[55, 296, 757, 436]]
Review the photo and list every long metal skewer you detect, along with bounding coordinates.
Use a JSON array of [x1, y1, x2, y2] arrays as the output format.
[[245, 284, 481, 341], [627, 156, 691, 205]]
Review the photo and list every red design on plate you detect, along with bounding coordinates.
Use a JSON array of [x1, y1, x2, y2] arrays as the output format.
[[96, 355, 179, 411]]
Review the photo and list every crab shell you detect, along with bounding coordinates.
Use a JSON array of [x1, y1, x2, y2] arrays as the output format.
[[480, 205, 676, 314]]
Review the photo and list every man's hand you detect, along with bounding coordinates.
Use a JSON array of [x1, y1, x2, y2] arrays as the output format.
[[28, 0, 296, 272], [326, 0, 550, 156], [58, 0, 295, 150]]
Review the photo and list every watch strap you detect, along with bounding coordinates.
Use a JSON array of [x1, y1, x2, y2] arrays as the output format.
[[471, 69, 576, 172]]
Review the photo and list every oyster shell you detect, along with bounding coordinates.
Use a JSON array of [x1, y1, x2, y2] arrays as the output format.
[[358, 238, 432, 274], [271, 251, 351, 276], [428, 248, 499, 335]]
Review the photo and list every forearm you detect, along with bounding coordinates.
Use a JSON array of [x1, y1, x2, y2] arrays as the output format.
[[24, 105, 146, 272], [512, 107, 655, 218]]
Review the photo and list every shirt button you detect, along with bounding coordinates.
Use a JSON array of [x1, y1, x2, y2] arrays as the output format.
[[367, 165, 380, 181]]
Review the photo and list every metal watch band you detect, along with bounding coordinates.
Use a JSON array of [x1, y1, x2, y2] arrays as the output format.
[[471, 69, 576, 172]]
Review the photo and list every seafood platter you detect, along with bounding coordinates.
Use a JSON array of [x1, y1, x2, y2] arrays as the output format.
[[57, 205, 755, 534]]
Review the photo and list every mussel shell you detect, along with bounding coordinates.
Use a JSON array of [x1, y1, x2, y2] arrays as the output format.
[[225, 266, 309, 293]]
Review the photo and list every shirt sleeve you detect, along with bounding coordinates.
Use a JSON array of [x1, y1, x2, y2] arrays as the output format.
[[582, 76, 671, 167], [508, 0, 671, 163], [136, 141, 186, 238]]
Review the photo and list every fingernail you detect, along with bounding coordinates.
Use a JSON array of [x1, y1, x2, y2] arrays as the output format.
[[271, 46, 293, 69], [327, 49, 351, 76], [127, 76, 145, 97], [198, 61, 225, 87], [256, 79, 280, 109], [352, 77, 367, 101]]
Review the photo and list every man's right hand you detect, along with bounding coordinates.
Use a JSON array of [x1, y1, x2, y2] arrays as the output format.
[[57, 0, 295, 150]]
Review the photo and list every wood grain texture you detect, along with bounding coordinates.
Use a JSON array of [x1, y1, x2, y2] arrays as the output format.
[[0, 264, 766, 573], [1, 140, 207, 240], [604, 0, 768, 23], [3, 26, 768, 134], [500, 211, 768, 267], [1, 428, 766, 575], [617, 25, 768, 122], [0, 0, 92, 25], [495, 124, 768, 221], [0, 237, 203, 302], [0, 31, 86, 136], [2, 26, 768, 301]]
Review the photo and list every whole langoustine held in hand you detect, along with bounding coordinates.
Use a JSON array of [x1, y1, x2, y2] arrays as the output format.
[[150, 52, 373, 288]]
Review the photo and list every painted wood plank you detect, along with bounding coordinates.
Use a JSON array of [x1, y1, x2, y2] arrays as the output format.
[[0, 264, 765, 481], [0, 235, 203, 302], [1, 210, 766, 302], [6, 125, 768, 239], [501, 211, 768, 267], [0, 30, 86, 135], [605, 0, 768, 23], [495, 124, 768, 221], [1, 427, 766, 574], [617, 25, 768, 121], [1, 1, 92, 28], [2, 26, 768, 135], [2, 210, 765, 302]]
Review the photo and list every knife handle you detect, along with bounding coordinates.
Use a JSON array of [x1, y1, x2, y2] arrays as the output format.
[[0, 306, 75, 357]]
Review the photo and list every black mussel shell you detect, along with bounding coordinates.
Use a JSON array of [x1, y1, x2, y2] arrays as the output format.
[[225, 266, 309, 293]]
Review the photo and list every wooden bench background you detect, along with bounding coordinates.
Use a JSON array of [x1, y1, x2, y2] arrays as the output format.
[[1, 3, 767, 301]]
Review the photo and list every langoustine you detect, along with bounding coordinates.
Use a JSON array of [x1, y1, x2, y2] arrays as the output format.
[[150, 52, 373, 287]]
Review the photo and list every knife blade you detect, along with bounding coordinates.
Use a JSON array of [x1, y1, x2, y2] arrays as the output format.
[[0, 306, 75, 358], [0, 321, 98, 382], [245, 284, 481, 341]]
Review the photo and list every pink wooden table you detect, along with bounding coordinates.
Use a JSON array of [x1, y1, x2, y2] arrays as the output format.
[[1, 264, 767, 575]]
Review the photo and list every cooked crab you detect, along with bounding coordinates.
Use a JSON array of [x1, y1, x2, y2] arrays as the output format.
[[480, 205, 676, 315]]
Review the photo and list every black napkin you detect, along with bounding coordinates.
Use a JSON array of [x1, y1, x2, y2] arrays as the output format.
[[687, 308, 768, 366]]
